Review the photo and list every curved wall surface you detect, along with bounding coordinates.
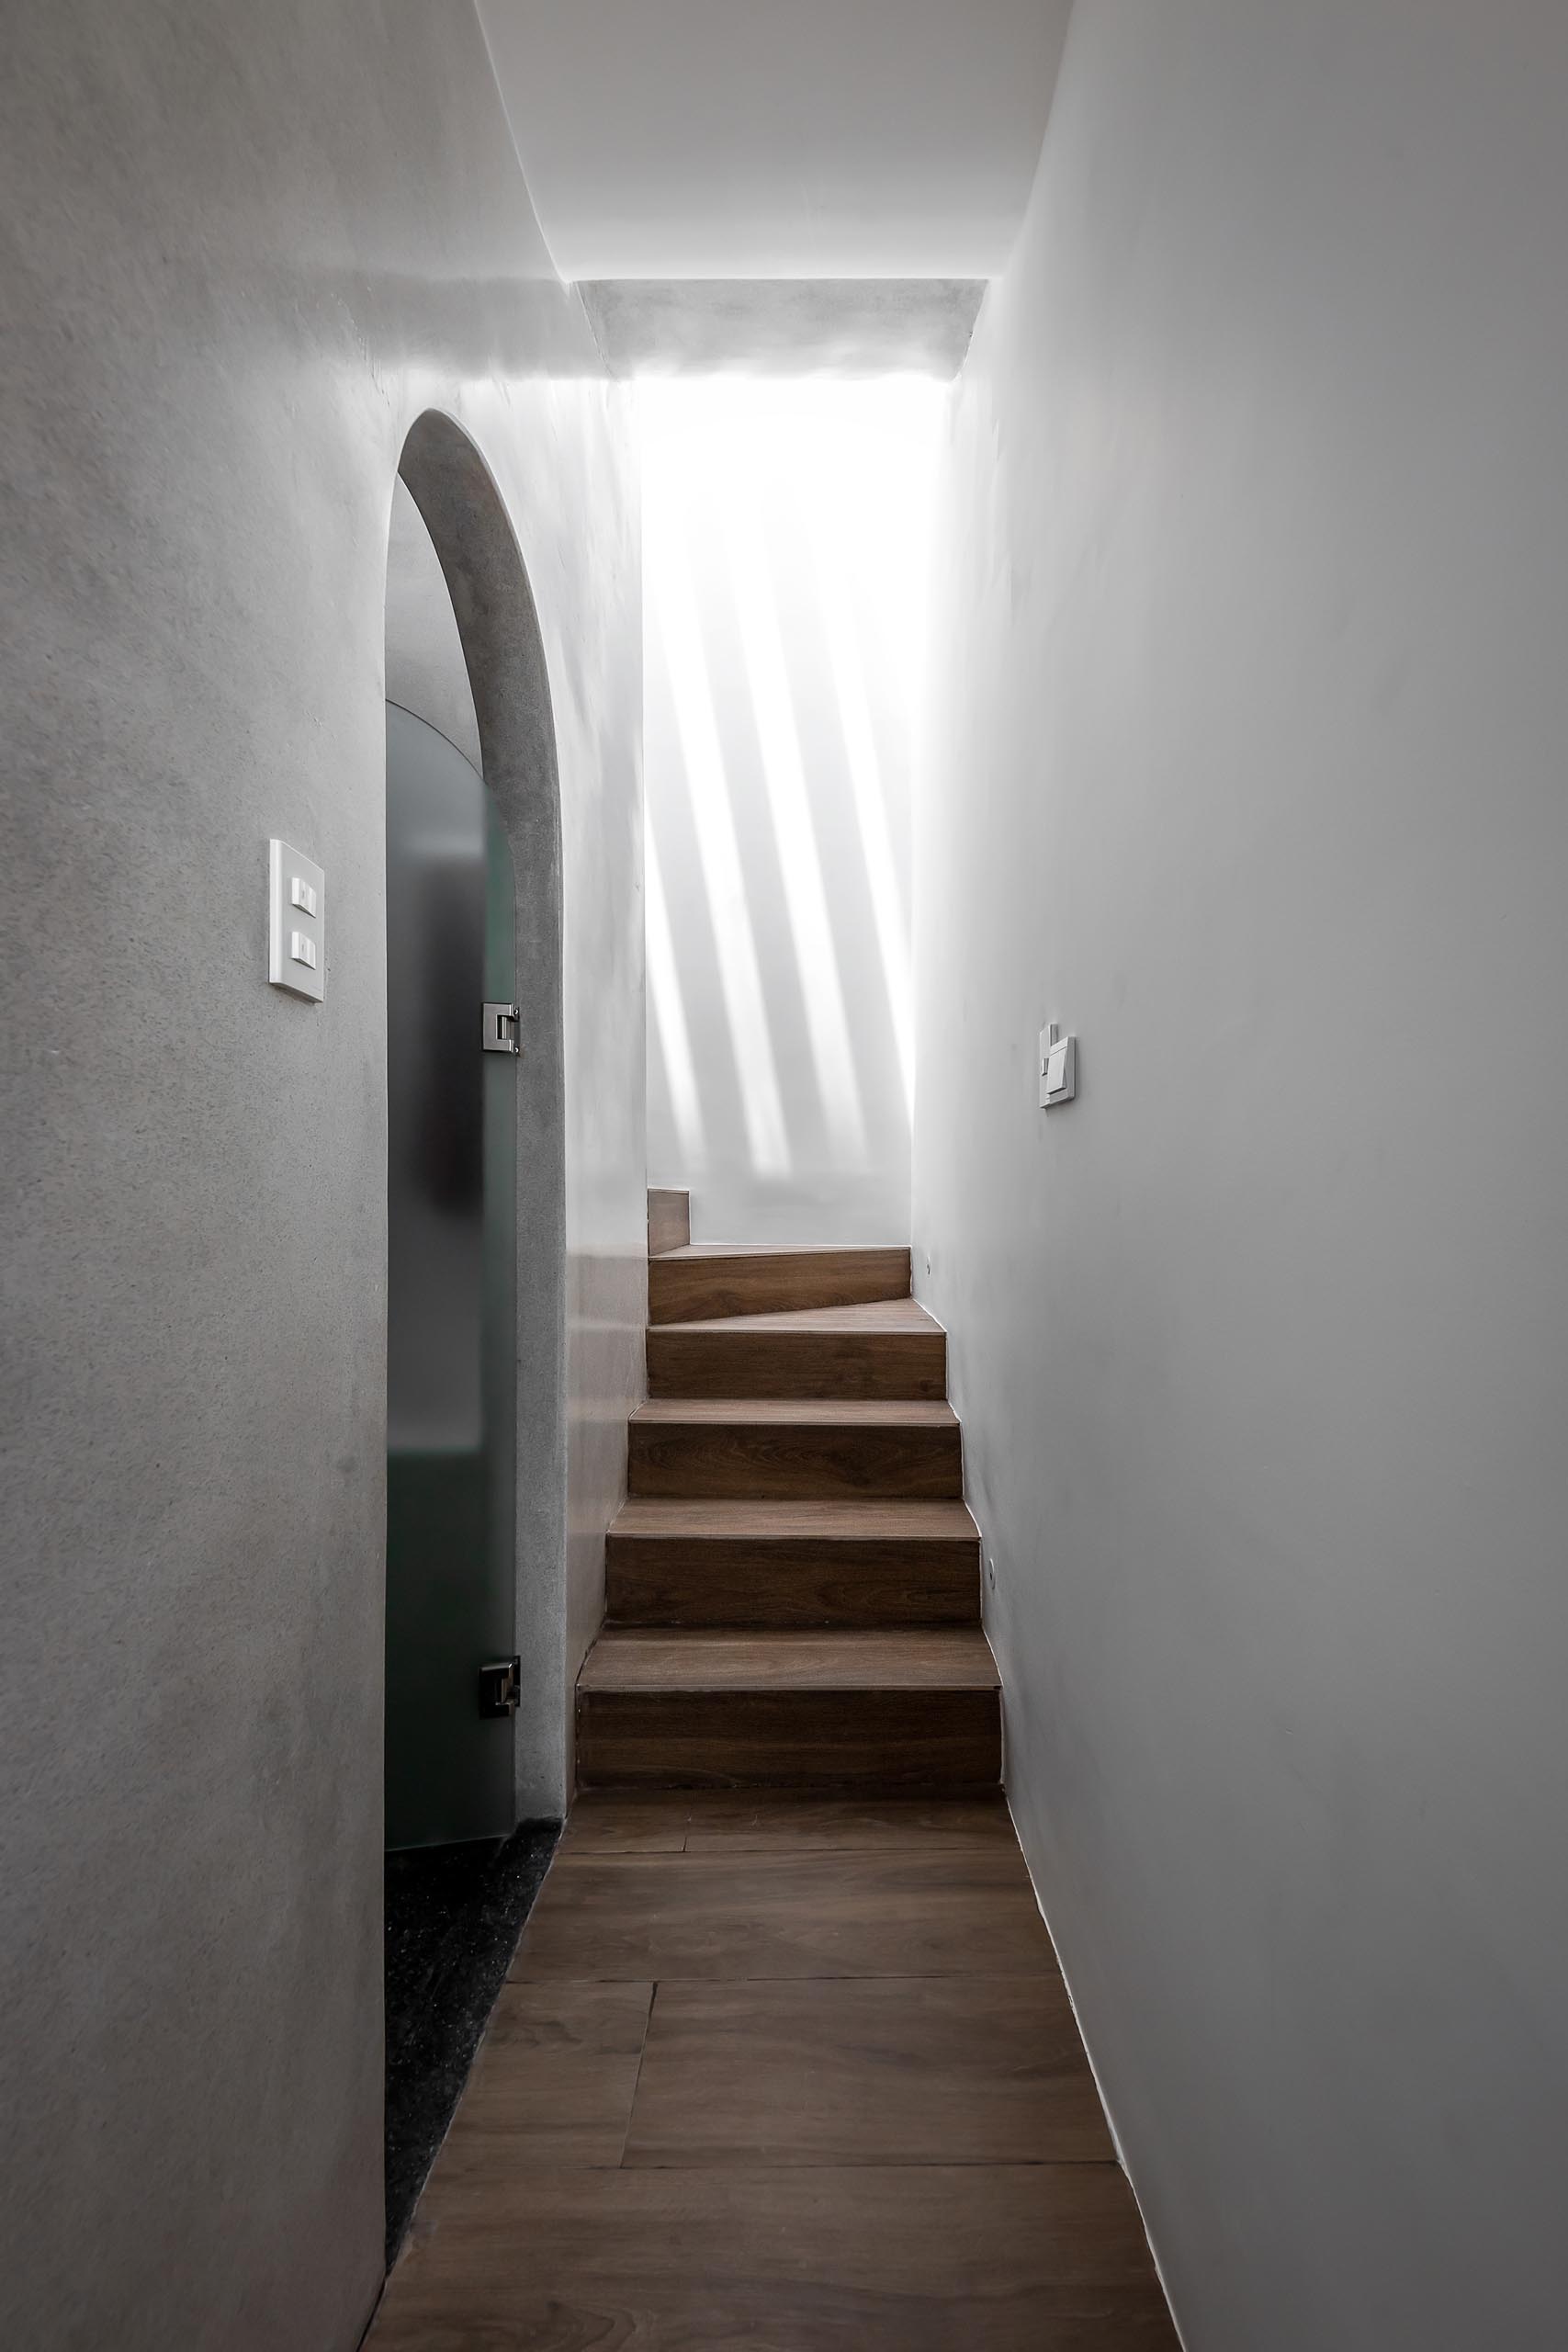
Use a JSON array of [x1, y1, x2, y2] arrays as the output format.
[[0, 6, 643, 2346], [386, 476, 484, 774]]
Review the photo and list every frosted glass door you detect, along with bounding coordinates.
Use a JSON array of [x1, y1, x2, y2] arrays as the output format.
[[385, 703, 516, 1849]]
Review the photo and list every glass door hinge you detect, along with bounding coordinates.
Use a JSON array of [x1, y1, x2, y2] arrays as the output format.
[[482, 1002, 521, 1055], [479, 1656, 522, 1717]]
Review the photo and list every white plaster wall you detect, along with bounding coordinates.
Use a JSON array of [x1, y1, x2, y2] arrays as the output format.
[[914, 3, 1568, 2345], [645, 380, 937, 1244], [0, 6, 643, 2346], [478, 0, 1072, 278]]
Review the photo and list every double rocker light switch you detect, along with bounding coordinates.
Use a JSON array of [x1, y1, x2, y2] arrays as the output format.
[[268, 840, 326, 1001]]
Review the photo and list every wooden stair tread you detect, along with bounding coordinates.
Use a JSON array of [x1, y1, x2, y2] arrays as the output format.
[[632, 1399, 957, 1429], [648, 1300, 946, 1403], [609, 1498, 978, 1541], [653, 1298, 941, 1337], [628, 1398, 963, 1502], [605, 1497, 982, 1632], [658, 1245, 908, 1261], [649, 1247, 911, 1325], [581, 1630, 998, 1694]]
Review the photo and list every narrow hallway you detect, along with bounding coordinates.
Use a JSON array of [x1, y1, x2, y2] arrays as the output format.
[[368, 1205, 1179, 2346], [368, 1796, 1178, 2346]]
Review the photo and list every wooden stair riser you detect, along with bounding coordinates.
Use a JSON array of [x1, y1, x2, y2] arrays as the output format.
[[606, 1532, 982, 1631], [649, 1249, 911, 1326], [628, 1419, 963, 1503], [577, 1687, 1001, 1790], [648, 1327, 946, 1402]]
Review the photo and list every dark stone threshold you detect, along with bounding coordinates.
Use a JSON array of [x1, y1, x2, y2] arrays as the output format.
[[384, 1818, 559, 2264]]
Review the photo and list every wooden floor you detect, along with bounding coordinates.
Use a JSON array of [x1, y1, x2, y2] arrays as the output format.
[[367, 1792, 1179, 2349], [371, 1210, 1177, 2345]]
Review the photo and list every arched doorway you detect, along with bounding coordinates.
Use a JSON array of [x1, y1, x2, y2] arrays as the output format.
[[389, 408, 569, 1827], [381, 411, 569, 2254]]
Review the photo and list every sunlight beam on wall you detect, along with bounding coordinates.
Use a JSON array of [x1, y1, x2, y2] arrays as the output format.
[[646, 485, 791, 1177], [644, 815, 705, 1170], [723, 490, 869, 1168], [812, 530, 915, 1125]]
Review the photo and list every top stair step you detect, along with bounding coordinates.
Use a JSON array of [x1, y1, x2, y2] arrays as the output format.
[[647, 1188, 691, 1256], [649, 1245, 911, 1326]]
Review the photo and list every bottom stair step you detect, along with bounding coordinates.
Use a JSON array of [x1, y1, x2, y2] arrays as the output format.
[[576, 1631, 1001, 1791]]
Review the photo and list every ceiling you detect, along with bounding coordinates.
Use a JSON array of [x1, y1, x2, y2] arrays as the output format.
[[475, 0, 1073, 282]]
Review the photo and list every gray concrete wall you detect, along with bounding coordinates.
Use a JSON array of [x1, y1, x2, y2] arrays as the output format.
[[0, 5, 643, 2346], [913, 3, 1568, 2346]]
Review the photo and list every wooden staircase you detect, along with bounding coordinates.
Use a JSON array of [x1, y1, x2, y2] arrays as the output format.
[[576, 1201, 999, 1790]]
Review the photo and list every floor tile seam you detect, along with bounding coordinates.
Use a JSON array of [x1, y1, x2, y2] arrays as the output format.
[[514, 1915, 1044, 1939], [543, 1847, 1025, 1862], [615, 1979, 661, 2171], [545, 1844, 1024, 1862], [671, 1843, 1010, 1856], [423, 2154, 647, 2174], [613, 2154, 1128, 2173], [604, 1611, 982, 1621], [513, 1968, 1065, 1987], [421, 2157, 1131, 2178]]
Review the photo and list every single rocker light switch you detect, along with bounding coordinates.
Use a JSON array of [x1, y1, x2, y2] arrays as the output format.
[[1039, 1023, 1077, 1108]]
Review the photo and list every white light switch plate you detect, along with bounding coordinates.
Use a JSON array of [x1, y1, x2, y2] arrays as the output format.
[[269, 840, 325, 1001], [1039, 1023, 1077, 1108]]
